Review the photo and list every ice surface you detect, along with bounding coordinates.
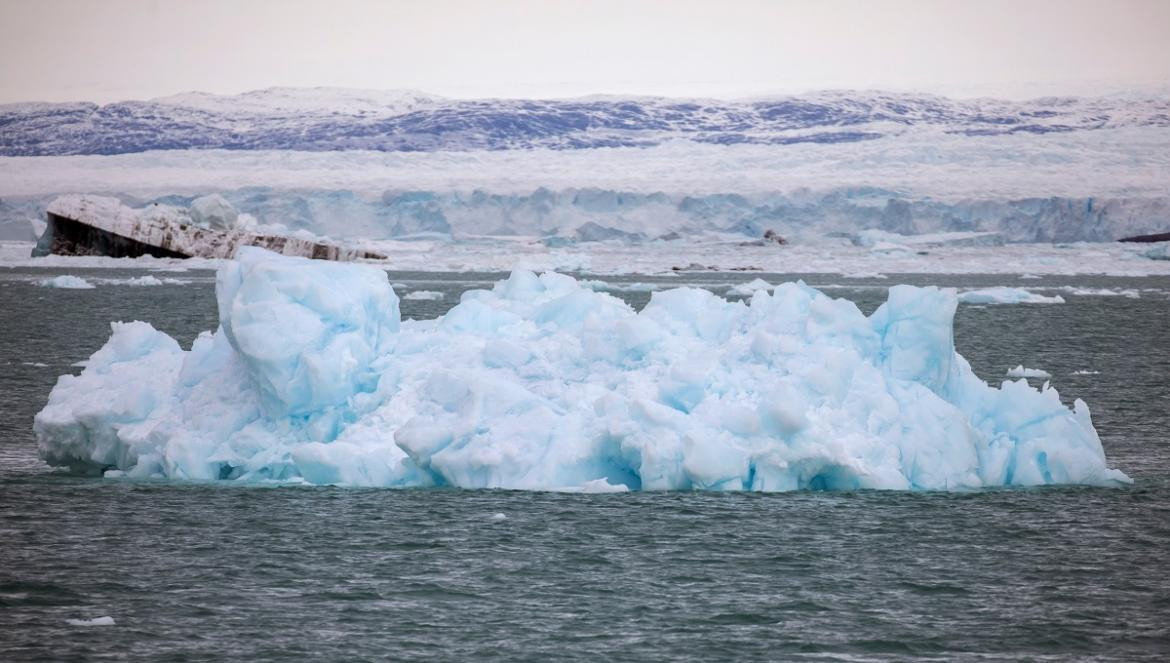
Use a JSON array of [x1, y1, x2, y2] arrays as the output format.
[[957, 288, 1065, 305], [35, 249, 1130, 491], [188, 194, 239, 230], [1006, 366, 1053, 379], [4, 126, 1170, 243], [39, 275, 94, 289], [1143, 243, 1170, 261]]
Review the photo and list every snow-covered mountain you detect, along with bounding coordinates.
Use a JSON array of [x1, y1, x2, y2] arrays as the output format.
[[2, 88, 1168, 244], [2, 87, 1168, 156]]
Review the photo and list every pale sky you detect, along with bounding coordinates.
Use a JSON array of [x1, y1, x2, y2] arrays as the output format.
[[1, 0, 1168, 104]]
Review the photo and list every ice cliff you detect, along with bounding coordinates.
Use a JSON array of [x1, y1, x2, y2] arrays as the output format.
[[34, 248, 1130, 491]]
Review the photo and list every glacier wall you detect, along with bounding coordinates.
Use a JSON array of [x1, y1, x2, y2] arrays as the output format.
[[34, 248, 1130, 491], [7, 188, 1169, 243]]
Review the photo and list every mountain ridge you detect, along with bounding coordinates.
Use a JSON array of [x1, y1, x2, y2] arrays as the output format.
[[3, 87, 1168, 157]]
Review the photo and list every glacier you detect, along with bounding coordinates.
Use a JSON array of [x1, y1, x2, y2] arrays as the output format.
[[34, 248, 1130, 491]]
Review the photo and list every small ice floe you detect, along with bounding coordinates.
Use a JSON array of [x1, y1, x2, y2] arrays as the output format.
[[38, 275, 94, 289], [726, 278, 774, 297], [581, 280, 660, 293], [957, 287, 1064, 305], [843, 272, 887, 279], [1073, 370, 1101, 375], [1006, 365, 1052, 379], [66, 616, 115, 627], [1058, 286, 1140, 299], [96, 275, 186, 286], [21, 362, 49, 368], [403, 290, 444, 301], [489, 513, 507, 522], [1019, 273, 1042, 279]]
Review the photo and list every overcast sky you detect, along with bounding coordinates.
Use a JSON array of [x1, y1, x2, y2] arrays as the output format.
[[1, 0, 1168, 103]]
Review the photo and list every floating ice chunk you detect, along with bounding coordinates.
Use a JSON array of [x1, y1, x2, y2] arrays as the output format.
[[1058, 286, 1140, 298], [39, 275, 94, 289], [126, 275, 164, 286], [726, 278, 774, 297], [1073, 369, 1101, 375], [21, 361, 49, 367], [66, 616, 116, 627], [957, 287, 1064, 304], [98, 275, 185, 286], [581, 280, 659, 293], [403, 290, 444, 301], [1006, 365, 1052, 379], [1019, 273, 1042, 279], [35, 248, 1130, 491]]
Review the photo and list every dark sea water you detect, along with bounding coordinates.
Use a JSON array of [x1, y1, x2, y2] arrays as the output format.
[[2, 267, 1169, 661]]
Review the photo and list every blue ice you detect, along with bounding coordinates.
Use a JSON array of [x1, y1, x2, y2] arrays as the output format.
[[35, 248, 1130, 491]]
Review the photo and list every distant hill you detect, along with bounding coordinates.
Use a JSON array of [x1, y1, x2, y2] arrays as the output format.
[[2, 87, 1168, 156]]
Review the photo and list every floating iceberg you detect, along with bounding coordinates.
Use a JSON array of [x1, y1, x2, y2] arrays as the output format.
[[957, 287, 1065, 305], [727, 278, 775, 297], [402, 290, 444, 301], [39, 275, 94, 289], [1006, 365, 1053, 379], [34, 248, 1129, 491]]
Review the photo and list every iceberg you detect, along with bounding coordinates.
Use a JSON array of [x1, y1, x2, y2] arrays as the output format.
[[1006, 366, 1053, 379], [39, 275, 94, 289], [34, 248, 1129, 491], [727, 278, 775, 297]]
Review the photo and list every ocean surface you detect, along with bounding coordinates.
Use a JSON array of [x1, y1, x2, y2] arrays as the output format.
[[1, 267, 1168, 661]]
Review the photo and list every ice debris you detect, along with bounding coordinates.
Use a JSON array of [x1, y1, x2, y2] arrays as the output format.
[[34, 248, 1129, 491], [66, 616, 115, 627], [726, 278, 774, 297], [39, 275, 94, 289], [957, 287, 1065, 305], [403, 290, 444, 301], [1006, 365, 1052, 379]]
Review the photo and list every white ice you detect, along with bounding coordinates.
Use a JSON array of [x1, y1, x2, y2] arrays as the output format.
[[65, 616, 115, 627], [727, 278, 775, 297], [402, 290, 444, 301], [39, 275, 94, 289], [1006, 366, 1053, 379], [34, 248, 1130, 491], [957, 288, 1065, 305]]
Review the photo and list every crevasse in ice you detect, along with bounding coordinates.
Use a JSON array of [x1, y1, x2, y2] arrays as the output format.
[[34, 248, 1130, 491]]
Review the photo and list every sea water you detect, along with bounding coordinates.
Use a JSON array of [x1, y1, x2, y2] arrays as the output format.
[[1, 268, 1168, 660]]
